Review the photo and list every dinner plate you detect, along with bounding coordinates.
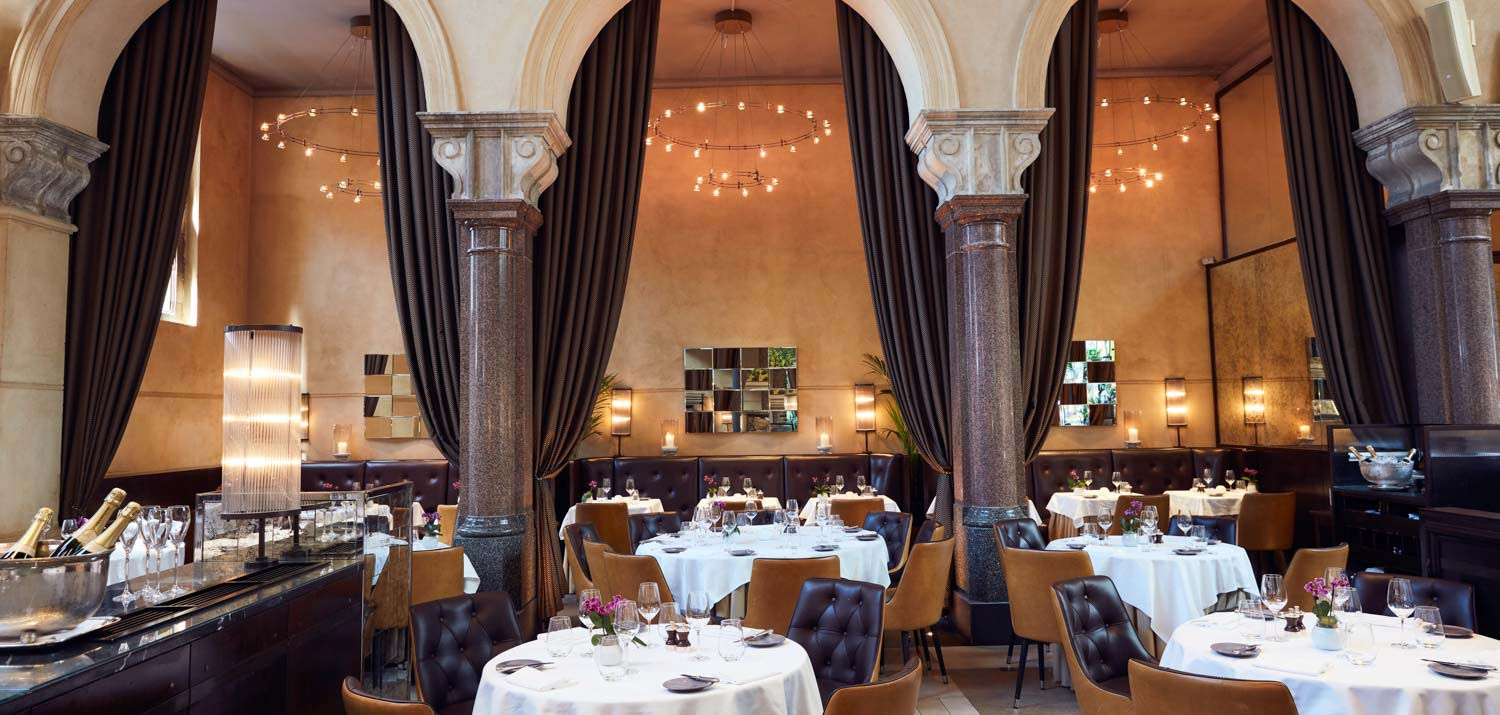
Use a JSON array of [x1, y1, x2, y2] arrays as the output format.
[[1428, 662, 1489, 680], [856, 534, 880, 541], [663, 676, 715, 692], [662, 546, 687, 554], [1210, 642, 1259, 658], [1066, 543, 1087, 550], [729, 549, 756, 557], [812, 544, 839, 552], [1173, 548, 1205, 556], [745, 632, 787, 648], [842, 526, 862, 533], [1083, 494, 1098, 499], [1444, 625, 1475, 638]]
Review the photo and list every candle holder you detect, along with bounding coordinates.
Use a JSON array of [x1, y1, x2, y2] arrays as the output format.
[[333, 422, 352, 461], [1123, 409, 1141, 449], [814, 416, 833, 455], [660, 419, 680, 456]]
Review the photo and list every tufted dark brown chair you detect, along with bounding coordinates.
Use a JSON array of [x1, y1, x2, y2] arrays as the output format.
[[342, 676, 435, 714], [1167, 515, 1238, 544], [1051, 576, 1154, 715], [563, 523, 603, 591], [995, 517, 1048, 550], [823, 657, 922, 715], [627, 512, 682, 550], [862, 511, 913, 574], [410, 591, 524, 715], [1350, 572, 1476, 631], [787, 577, 887, 705]]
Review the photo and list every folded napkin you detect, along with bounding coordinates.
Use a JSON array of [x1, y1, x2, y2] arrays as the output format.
[[716, 668, 781, 686], [1255, 653, 1332, 677], [507, 667, 573, 691], [1196, 612, 1240, 629]]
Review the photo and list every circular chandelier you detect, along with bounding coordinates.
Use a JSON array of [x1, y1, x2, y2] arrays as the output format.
[[1089, 9, 1221, 195], [646, 6, 834, 197], [256, 15, 382, 204]]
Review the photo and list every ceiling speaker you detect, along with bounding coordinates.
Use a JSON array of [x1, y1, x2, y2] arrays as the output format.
[[1424, 0, 1481, 102]]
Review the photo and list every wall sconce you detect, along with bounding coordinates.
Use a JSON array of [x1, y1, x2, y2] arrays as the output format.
[[815, 416, 833, 455], [222, 324, 303, 568], [660, 418, 679, 456], [853, 383, 876, 452], [1242, 376, 1266, 445], [610, 387, 632, 456], [1123, 409, 1141, 448], [1164, 377, 1187, 447], [299, 393, 310, 441], [332, 422, 352, 461]]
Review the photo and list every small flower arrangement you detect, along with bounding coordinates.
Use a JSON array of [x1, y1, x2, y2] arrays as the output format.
[[703, 474, 720, 498], [580, 480, 597, 503], [420, 511, 441, 539], [1241, 468, 1259, 487], [1305, 575, 1350, 628], [1121, 500, 1143, 533], [1067, 469, 1089, 490], [581, 594, 647, 646], [320, 482, 335, 490], [810, 474, 832, 498]]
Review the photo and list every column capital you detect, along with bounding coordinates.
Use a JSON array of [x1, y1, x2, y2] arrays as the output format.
[[934, 194, 1028, 231], [1353, 104, 1500, 210], [0, 115, 107, 223], [418, 111, 571, 206], [905, 108, 1053, 204]]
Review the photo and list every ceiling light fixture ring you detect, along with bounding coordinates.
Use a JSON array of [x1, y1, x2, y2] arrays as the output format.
[[261, 107, 380, 158], [648, 101, 825, 153], [1092, 96, 1219, 150]]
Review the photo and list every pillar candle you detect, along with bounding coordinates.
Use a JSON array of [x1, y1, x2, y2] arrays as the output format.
[[819, 432, 831, 448], [664, 432, 676, 448], [336, 440, 349, 455], [1127, 427, 1139, 443], [1299, 424, 1312, 440]]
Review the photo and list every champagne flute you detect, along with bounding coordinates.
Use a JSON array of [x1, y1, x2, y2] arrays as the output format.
[[136, 506, 164, 603], [165, 505, 192, 596], [685, 591, 712, 661], [638, 582, 661, 642], [113, 521, 141, 604], [1388, 578, 1417, 648], [1261, 573, 1287, 641]]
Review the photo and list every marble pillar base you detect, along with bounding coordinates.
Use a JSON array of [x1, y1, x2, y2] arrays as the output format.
[[952, 501, 1027, 644], [455, 513, 528, 603], [953, 590, 1015, 646]]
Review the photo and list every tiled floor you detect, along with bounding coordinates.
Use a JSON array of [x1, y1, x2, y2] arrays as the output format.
[[880, 639, 1083, 714]]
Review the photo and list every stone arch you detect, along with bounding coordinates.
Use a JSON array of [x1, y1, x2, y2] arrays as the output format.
[[519, 0, 960, 125], [5, 0, 461, 136]]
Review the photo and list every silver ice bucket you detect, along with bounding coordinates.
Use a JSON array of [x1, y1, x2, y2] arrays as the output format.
[[0, 540, 111, 640], [1358, 458, 1416, 490]]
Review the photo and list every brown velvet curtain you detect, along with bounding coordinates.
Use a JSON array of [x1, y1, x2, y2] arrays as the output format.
[[1266, 0, 1410, 424], [371, 0, 462, 462], [533, 0, 660, 615], [60, 0, 217, 517], [1018, 0, 1097, 461], [836, 3, 952, 523]]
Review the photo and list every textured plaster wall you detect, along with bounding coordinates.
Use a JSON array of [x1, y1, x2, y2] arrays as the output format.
[[1220, 64, 1296, 258]]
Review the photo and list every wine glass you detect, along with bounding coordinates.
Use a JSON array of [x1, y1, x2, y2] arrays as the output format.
[[58, 518, 83, 549], [615, 600, 641, 672], [719, 618, 747, 662], [1095, 505, 1113, 536], [685, 592, 712, 661], [856, 474, 868, 494], [721, 476, 731, 494], [785, 498, 800, 523], [601, 478, 612, 498], [1175, 511, 1193, 536], [1140, 506, 1159, 543], [1190, 524, 1208, 544], [638, 582, 661, 642], [1223, 470, 1236, 489], [742, 477, 753, 496], [136, 506, 165, 603], [165, 505, 192, 596], [624, 477, 637, 500], [1414, 606, 1445, 649], [113, 521, 141, 604], [834, 474, 845, 493], [1388, 578, 1417, 648], [1111, 471, 1124, 491], [547, 615, 575, 658], [743, 500, 759, 527], [1261, 574, 1287, 641]]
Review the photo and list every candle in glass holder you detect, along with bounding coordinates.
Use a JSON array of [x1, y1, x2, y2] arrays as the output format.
[[336, 440, 349, 454], [665, 432, 676, 448], [1127, 427, 1139, 443], [1299, 424, 1312, 440], [819, 432, 830, 448]]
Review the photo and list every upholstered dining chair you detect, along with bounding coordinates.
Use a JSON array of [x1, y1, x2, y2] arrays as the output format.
[[1236, 492, 1297, 572], [743, 556, 841, 632], [1350, 571, 1477, 630], [1127, 660, 1297, 714], [1108, 494, 1170, 536], [410, 591, 524, 715], [342, 676, 435, 715], [787, 577, 887, 706], [436, 504, 457, 546], [828, 497, 886, 530], [1168, 514, 1238, 545], [1051, 575, 1155, 715], [598, 551, 675, 603], [719, 501, 773, 524], [575, 501, 632, 555], [914, 519, 944, 544], [884, 536, 955, 683], [822, 657, 923, 715], [563, 523, 603, 593], [411, 545, 466, 606], [581, 540, 616, 597], [627, 512, 682, 550], [1284, 543, 1349, 613], [862, 511, 913, 576], [996, 526, 1095, 707]]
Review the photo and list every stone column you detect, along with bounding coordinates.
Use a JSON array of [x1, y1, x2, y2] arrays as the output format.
[[907, 109, 1051, 644], [1354, 106, 1500, 424], [418, 111, 570, 603], [0, 116, 106, 534]]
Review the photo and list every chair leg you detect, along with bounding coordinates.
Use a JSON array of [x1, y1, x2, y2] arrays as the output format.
[[1006, 632, 1016, 665], [915, 629, 933, 672], [901, 630, 912, 666], [1037, 642, 1046, 690], [929, 627, 949, 684], [1014, 639, 1029, 709]]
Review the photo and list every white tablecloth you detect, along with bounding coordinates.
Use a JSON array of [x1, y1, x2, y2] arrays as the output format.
[[798, 493, 898, 522], [1047, 535, 1259, 640], [926, 497, 1043, 524], [474, 626, 821, 714], [1166, 489, 1247, 517], [1044, 490, 1136, 527], [636, 525, 892, 604], [559, 497, 666, 539], [1163, 613, 1500, 714]]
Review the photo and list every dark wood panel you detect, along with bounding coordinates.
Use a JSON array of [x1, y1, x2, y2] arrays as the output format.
[[1239, 445, 1330, 548], [27, 645, 191, 715], [288, 565, 360, 633], [285, 609, 361, 714], [1422, 508, 1500, 639], [188, 642, 288, 714], [189, 600, 288, 685]]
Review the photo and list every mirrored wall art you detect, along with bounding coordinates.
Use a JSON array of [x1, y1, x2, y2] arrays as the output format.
[[364, 353, 428, 439], [1057, 339, 1116, 426], [684, 346, 798, 433]]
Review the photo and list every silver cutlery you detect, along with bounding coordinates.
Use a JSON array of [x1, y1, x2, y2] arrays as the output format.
[[681, 673, 720, 683], [744, 628, 771, 640], [1424, 658, 1495, 671], [495, 661, 551, 673]]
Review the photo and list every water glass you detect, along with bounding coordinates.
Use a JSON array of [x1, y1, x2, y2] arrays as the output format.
[[594, 635, 626, 681], [546, 616, 574, 658], [1344, 622, 1377, 665], [1190, 525, 1208, 544], [719, 618, 747, 662], [1388, 578, 1417, 648], [1414, 606, 1445, 649]]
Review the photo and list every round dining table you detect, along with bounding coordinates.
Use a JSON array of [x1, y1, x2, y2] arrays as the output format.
[[472, 625, 823, 714], [797, 492, 899, 522], [1163, 612, 1500, 714], [636, 524, 891, 604], [557, 496, 666, 539], [1165, 488, 1249, 517]]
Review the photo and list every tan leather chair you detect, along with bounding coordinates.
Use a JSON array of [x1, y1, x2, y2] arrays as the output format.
[[563, 524, 599, 593], [582, 540, 616, 596], [1129, 660, 1297, 714], [884, 537, 955, 683], [1237, 492, 1297, 571], [997, 526, 1094, 707], [436, 504, 457, 546], [823, 657, 922, 715], [599, 550, 674, 603], [411, 546, 465, 606], [1109, 494, 1170, 535], [342, 676, 435, 714], [743, 556, 841, 632], [829, 497, 886, 529], [1284, 543, 1349, 613], [576, 501, 632, 555], [365, 545, 410, 685]]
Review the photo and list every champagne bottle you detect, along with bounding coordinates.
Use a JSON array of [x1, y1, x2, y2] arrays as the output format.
[[1, 507, 55, 559], [49, 488, 127, 557], [79, 502, 142, 555]]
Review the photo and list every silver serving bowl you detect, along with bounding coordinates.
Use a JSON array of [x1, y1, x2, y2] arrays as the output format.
[[1358, 459, 1415, 490], [0, 540, 111, 640]]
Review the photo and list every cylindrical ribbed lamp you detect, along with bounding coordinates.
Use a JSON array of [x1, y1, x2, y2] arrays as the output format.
[[222, 325, 304, 517]]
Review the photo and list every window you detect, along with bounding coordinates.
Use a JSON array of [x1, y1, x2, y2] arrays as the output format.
[[162, 140, 199, 325]]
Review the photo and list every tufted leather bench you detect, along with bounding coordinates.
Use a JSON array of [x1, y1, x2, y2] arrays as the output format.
[[700, 455, 787, 499], [613, 456, 700, 521], [367, 459, 451, 509], [1029, 450, 1115, 510], [301, 461, 367, 492]]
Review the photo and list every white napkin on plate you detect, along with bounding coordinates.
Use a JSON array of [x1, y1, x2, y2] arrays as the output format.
[[1255, 652, 1332, 677], [507, 667, 573, 691]]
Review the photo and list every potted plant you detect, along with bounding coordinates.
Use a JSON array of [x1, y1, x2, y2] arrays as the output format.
[[703, 474, 720, 498], [1067, 469, 1089, 492], [420, 511, 441, 540], [1305, 575, 1349, 650], [810, 474, 833, 499], [1120, 500, 1143, 547], [580, 480, 597, 503], [1241, 468, 1260, 493], [580, 594, 647, 646]]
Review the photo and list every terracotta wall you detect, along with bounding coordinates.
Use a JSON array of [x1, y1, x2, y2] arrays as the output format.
[[1219, 63, 1295, 257]]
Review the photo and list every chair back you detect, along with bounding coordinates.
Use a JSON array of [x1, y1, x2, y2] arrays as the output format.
[[370, 545, 411, 631], [743, 556, 841, 632], [599, 550, 674, 602], [1127, 660, 1296, 714], [410, 591, 523, 711], [1284, 544, 1349, 613], [885, 537, 954, 631], [1351, 571, 1477, 630], [582, 540, 616, 596], [829, 497, 886, 529], [1166, 515, 1237, 544], [436, 504, 457, 546], [1109, 494, 1170, 535], [342, 676, 435, 715], [564, 522, 602, 584], [995, 517, 1048, 550], [575, 501, 632, 554], [862, 511, 913, 573], [824, 657, 922, 715], [628, 512, 682, 550], [1236, 492, 1296, 550], [914, 519, 941, 544], [411, 546, 465, 606], [787, 577, 886, 688], [996, 534, 1093, 643], [1051, 575, 1154, 714]]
